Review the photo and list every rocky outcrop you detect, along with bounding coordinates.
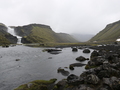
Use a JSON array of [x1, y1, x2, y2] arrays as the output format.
[[0, 23, 7, 32], [0, 23, 17, 44], [5, 34, 17, 44]]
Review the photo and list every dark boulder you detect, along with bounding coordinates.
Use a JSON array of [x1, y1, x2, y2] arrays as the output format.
[[57, 68, 69, 76], [67, 74, 82, 85], [69, 63, 86, 70], [70, 63, 86, 67], [72, 48, 78, 52], [90, 50, 99, 58], [85, 74, 100, 84], [69, 65, 74, 70], [45, 49, 62, 54], [76, 56, 89, 61], [83, 49, 90, 53]]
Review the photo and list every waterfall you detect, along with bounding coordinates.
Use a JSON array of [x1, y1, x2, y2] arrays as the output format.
[[7, 27, 22, 44]]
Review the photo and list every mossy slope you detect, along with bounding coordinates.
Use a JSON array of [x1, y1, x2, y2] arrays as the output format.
[[0, 23, 17, 45], [90, 20, 120, 42], [14, 24, 78, 43], [57, 33, 79, 43]]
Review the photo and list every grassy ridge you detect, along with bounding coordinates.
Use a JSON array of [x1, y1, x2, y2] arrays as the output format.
[[24, 26, 57, 43], [20, 24, 78, 43], [90, 20, 120, 42]]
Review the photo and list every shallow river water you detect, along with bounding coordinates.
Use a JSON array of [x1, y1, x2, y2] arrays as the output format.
[[0, 45, 92, 90]]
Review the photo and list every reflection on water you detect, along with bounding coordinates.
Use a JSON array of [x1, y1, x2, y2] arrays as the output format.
[[0, 45, 92, 90]]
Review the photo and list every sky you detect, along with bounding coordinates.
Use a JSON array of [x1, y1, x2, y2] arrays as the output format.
[[0, 0, 120, 34]]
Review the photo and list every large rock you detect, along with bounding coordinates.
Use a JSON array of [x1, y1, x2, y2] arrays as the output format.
[[83, 49, 90, 53], [72, 48, 78, 52], [76, 56, 89, 61], [86, 74, 100, 84], [90, 50, 99, 58]]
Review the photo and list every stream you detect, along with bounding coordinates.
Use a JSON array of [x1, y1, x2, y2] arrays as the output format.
[[0, 45, 92, 90]]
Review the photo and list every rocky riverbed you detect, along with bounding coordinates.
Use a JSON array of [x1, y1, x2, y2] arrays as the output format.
[[15, 45, 120, 90]]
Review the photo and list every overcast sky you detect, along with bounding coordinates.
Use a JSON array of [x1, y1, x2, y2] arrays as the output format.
[[0, 0, 120, 34]]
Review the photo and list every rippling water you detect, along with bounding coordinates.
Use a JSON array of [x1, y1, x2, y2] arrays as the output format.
[[0, 45, 92, 90]]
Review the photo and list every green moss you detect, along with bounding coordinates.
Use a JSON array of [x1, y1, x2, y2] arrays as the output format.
[[85, 64, 98, 69], [14, 78, 57, 90], [19, 24, 78, 44], [14, 84, 28, 90], [0, 34, 11, 45], [30, 78, 57, 85]]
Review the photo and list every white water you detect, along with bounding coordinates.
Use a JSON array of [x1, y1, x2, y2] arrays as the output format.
[[7, 27, 22, 44]]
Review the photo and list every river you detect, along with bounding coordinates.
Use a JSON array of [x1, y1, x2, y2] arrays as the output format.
[[0, 45, 92, 90]]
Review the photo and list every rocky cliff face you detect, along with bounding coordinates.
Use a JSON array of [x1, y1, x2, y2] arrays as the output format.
[[14, 24, 78, 44], [0, 23, 17, 44]]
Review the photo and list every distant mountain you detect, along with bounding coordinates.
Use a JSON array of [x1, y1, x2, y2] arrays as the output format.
[[71, 33, 94, 42], [57, 33, 79, 43], [0, 23, 17, 45], [14, 24, 78, 43], [90, 20, 120, 43]]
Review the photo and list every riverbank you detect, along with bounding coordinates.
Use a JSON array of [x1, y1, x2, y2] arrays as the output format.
[[14, 45, 120, 90]]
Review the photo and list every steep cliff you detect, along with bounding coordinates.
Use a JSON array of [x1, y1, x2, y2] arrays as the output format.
[[0, 23, 17, 44]]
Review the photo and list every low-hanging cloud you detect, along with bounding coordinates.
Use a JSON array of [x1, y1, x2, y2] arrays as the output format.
[[0, 0, 120, 34]]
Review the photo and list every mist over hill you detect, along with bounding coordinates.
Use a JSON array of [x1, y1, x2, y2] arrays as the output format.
[[71, 33, 94, 42]]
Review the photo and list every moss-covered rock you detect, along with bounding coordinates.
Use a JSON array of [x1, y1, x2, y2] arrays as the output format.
[[14, 78, 57, 90]]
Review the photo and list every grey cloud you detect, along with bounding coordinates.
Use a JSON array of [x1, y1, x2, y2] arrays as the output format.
[[0, 0, 120, 34]]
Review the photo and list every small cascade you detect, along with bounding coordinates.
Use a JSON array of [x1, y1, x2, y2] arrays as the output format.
[[7, 27, 22, 44]]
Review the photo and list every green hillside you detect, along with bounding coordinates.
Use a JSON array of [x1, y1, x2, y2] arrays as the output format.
[[90, 20, 120, 43], [0, 23, 17, 45], [14, 24, 78, 43], [57, 33, 79, 43]]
